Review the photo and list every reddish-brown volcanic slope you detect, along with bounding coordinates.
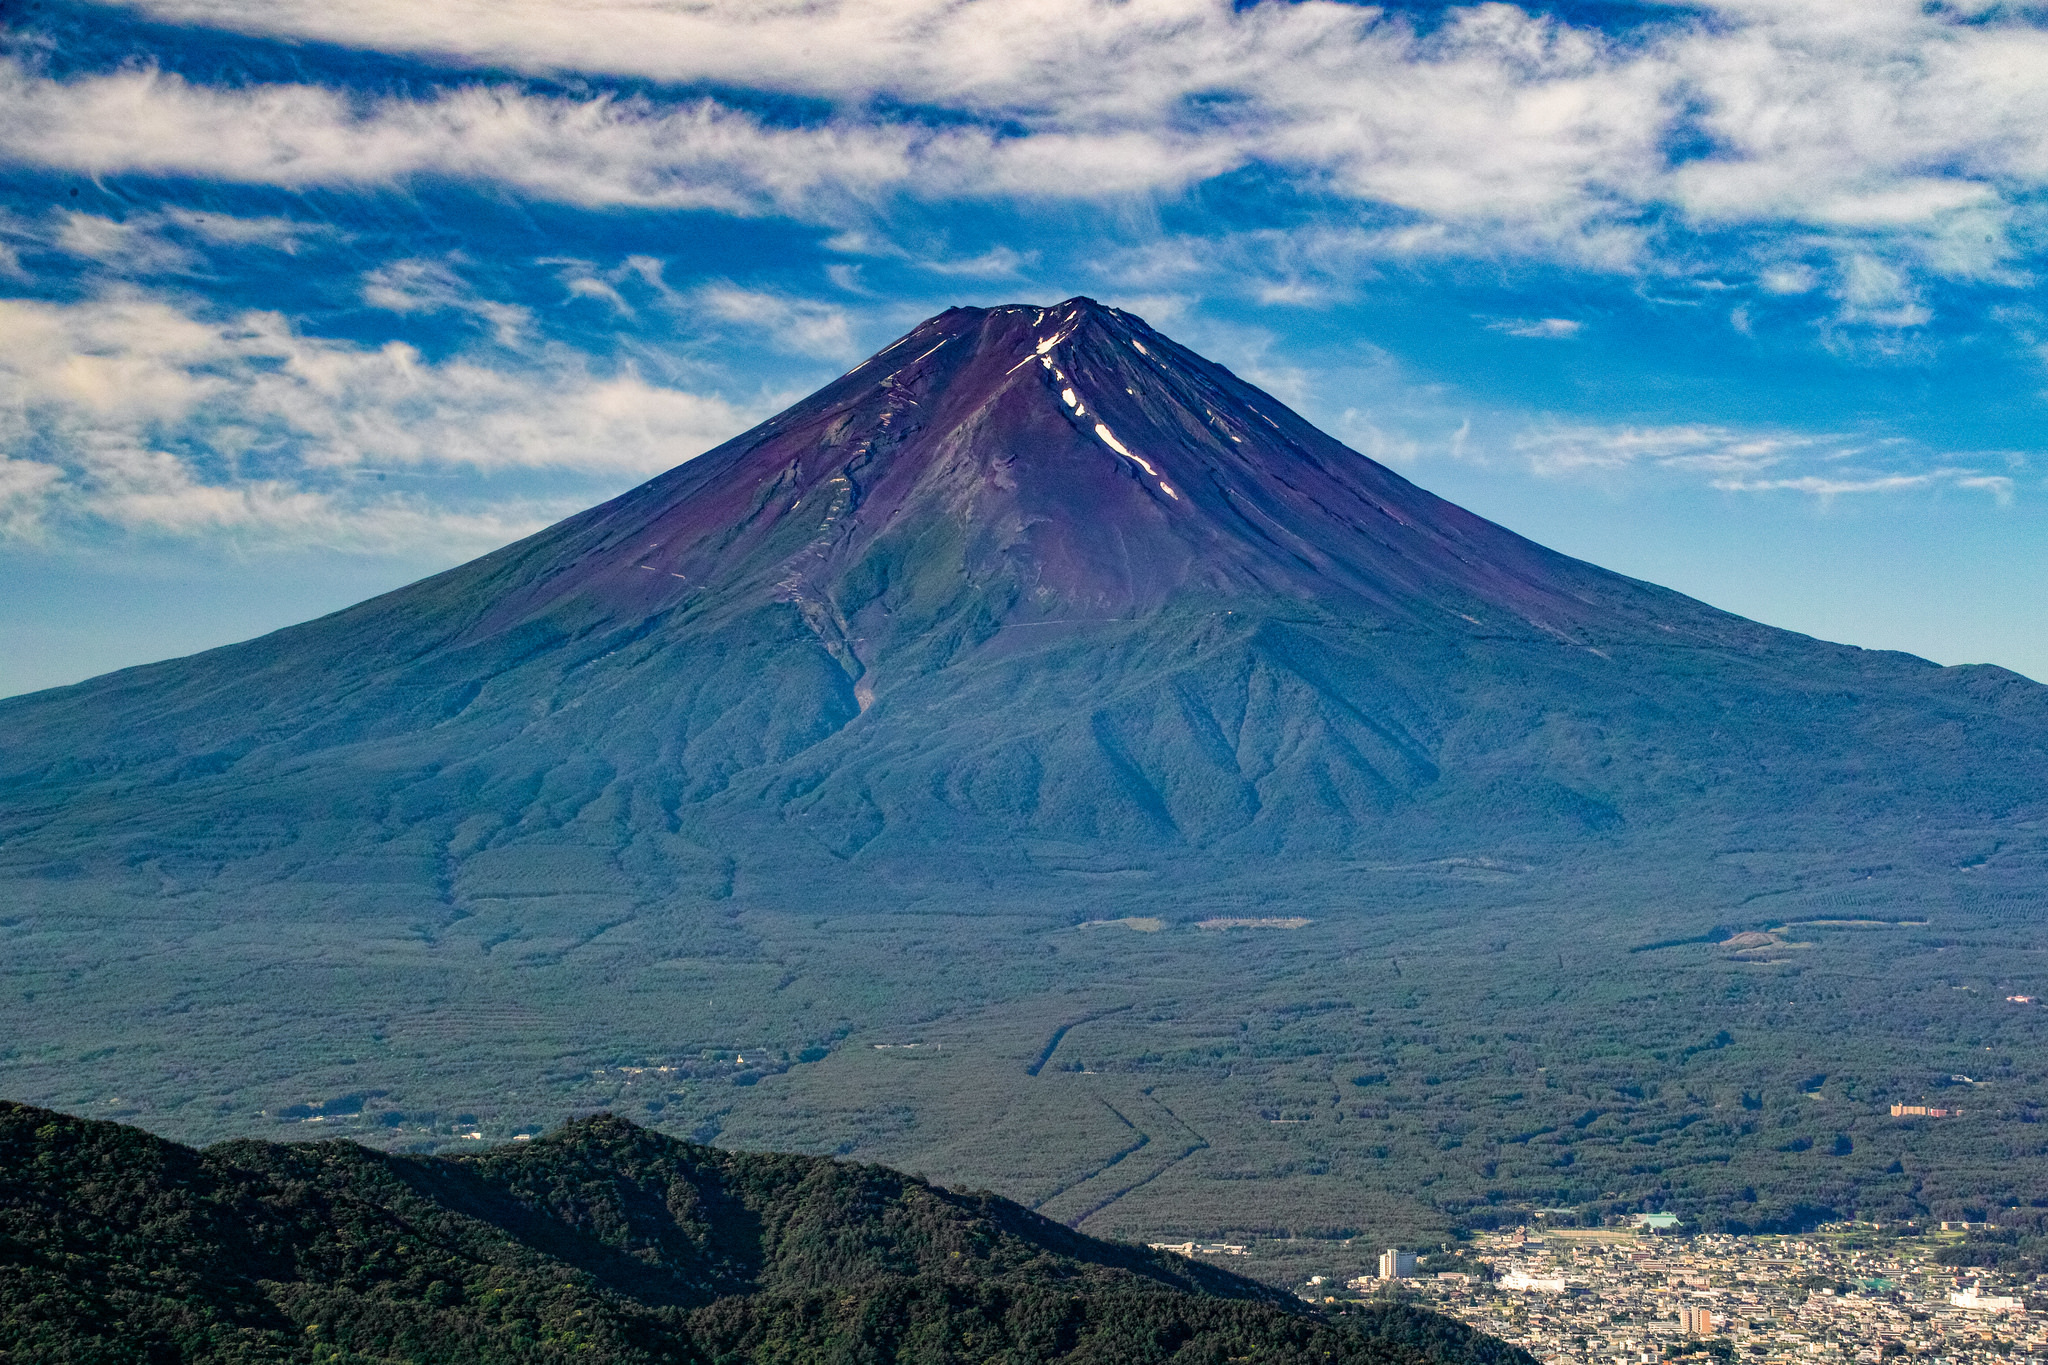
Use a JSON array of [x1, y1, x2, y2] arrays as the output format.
[[459, 298, 1763, 656]]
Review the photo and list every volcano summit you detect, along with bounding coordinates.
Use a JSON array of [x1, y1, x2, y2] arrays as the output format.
[[3, 300, 2046, 1239]]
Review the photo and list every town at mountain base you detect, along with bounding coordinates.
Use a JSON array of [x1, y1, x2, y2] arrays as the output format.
[[0, 1101, 1536, 1365]]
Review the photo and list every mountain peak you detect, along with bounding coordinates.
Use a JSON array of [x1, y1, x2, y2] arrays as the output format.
[[463, 298, 1708, 669]]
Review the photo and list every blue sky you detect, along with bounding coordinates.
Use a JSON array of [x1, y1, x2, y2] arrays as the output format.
[[3, 0, 2047, 694]]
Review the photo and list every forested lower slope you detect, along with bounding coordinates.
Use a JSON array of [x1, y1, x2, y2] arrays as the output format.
[[0, 1103, 1532, 1365]]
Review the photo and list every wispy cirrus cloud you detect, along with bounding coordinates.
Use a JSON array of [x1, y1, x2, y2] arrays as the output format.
[[1506, 421, 2020, 500], [1485, 317, 1584, 339], [2, 206, 335, 280], [1715, 470, 2017, 503], [159, 206, 335, 252], [6, 0, 2048, 294], [0, 454, 64, 539], [1513, 423, 1824, 476], [51, 210, 201, 274], [0, 58, 1233, 218], [528, 254, 867, 359], [0, 288, 763, 550], [689, 285, 859, 361], [360, 257, 534, 347]]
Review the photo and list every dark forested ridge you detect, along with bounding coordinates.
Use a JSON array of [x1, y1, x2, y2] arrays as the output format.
[[0, 1102, 1534, 1365]]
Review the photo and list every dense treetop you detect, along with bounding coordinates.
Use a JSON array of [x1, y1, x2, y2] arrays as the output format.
[[0, 1101, 1537, 1365]]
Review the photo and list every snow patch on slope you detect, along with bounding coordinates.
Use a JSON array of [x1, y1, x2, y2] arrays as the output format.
[[1092, 420, 1176, 500]]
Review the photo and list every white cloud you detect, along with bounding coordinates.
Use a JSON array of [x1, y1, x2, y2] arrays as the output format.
[[360, 257, 533, 347], [1513, 423, 1816, 475], [813, 232, 1046, 293], [0, 61, 923, 212], [75, 439, 344, 536], [1956, 475, 2019, 504], [0, 456, 64, 539], [1486, 317, 1584, 339], [1504, 420, 2019, 501], [160, 206, 335, 252], [1332, 413, 1429, 469], [0, 289, 761, 551], [1665, 10, 2048, 235], [689, 284, 858, 360], [921, 245, 1038, 279], [544, 258, 637, 315], [1759, 264, 1818, 295], [0, 206, 338, 278], [0, 58, 1230, 220], [1827, 252, 1932, 330], [1716, 470, 2017, 502], [1096, 227, 1390, 307], [3, 0, 2046, 291], [53, 211, 200, 273]]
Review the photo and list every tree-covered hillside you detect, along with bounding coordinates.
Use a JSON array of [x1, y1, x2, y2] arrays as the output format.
[[0, 1102, 1534, 1364]]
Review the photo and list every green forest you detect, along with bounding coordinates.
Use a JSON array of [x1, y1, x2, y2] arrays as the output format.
[[0, 1101, 1538, 1365]]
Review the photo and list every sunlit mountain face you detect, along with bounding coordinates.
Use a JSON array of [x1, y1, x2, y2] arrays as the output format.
[[5, 0, 2048, 696]]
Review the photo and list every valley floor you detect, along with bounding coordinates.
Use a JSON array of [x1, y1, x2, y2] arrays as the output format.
[[6, 835, 2047, 1244]]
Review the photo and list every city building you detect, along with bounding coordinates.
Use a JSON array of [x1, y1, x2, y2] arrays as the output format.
[[1499, 1269, 1568, 1292], [1375, 1222, 2044, 1365], [1147, 1240, 1248, 1257]]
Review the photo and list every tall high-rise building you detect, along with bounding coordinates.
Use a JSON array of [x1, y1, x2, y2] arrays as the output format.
[[1379, 1249, 1418, 1279], [1680, 1306, 1715, 1334]]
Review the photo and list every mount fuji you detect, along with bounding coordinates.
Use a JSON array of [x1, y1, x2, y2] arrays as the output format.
[[4, 298, 2040, 889]]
